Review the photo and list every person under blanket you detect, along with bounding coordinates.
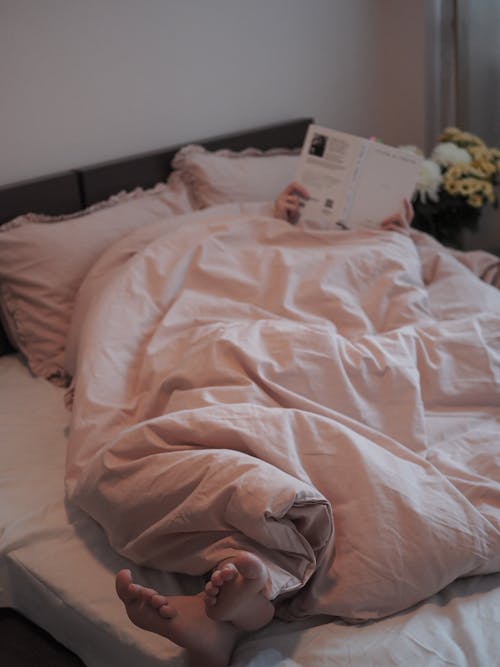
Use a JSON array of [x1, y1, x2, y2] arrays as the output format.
[[114, 183, 414, 667]]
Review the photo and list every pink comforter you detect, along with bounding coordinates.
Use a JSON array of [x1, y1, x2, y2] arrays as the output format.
[[65, 204, 500, 621]]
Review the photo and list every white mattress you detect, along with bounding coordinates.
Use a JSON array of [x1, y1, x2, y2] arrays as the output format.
[[1, 353, 499, 667]]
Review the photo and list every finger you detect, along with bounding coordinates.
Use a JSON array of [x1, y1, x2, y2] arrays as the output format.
[[284, 204, 301, 222], [381, 220, 402, 232], [285, 182, 310, 199], [403, 198, 414, 225], [381, 218, 401, 228]]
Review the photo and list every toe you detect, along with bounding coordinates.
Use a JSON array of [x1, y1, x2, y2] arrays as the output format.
[[210, 569, 223, 585], [211, 564, 237, 586], [151, 593, 168, 609], [128, 583, 142, 595], [219, 564, 238, 581], [115, 570, 137, 602], [140, 586, 158, 603], [204, 582, 218, 596], [158, 603, 177, 619]]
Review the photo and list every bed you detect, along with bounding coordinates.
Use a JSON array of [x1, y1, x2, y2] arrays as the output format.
[[1, 117, 500, 667]]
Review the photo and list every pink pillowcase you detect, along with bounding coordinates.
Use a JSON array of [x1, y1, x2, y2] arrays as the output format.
[[171, 145, 299, 209], [0, 182, 192, 385]]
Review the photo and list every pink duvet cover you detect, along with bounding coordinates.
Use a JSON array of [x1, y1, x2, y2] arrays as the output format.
[[65, 204, 500, 622]]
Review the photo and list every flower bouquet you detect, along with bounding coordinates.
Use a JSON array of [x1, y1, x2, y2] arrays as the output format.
[[406, 128, 500, 248]]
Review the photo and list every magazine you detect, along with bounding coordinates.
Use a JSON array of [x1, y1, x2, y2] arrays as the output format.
[[294, 124, 422, 230]]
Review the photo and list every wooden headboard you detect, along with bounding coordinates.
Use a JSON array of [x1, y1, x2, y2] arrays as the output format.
[[0, 117, 313, 353], [79, 117, 313, 207], [0, 117, 313, 223]]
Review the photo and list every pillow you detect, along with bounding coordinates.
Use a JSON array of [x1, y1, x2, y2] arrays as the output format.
[[0, 180, 192, 385], [171, 144, 299, 209]]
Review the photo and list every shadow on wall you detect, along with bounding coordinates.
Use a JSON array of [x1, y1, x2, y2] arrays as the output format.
[[463, 206, 500, 254]]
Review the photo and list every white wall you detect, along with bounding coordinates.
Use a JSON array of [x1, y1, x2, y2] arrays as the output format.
[[372, 0, 428, 149], [0, 0, 428, 186]]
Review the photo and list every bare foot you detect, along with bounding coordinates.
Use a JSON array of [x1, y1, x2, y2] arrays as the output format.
[[115, 569, 241, 667], [203, 551, 275, 631]]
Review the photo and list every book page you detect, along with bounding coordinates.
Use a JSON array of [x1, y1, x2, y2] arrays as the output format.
[[294, 125, 365, 229], [346, 142, 422, 229]]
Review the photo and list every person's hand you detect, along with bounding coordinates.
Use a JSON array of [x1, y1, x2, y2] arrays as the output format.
[[380, 199, 414, 235], [274, 182, 310, 224]]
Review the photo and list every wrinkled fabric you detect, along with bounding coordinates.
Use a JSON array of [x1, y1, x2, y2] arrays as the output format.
[[65, 206, 500, 621]]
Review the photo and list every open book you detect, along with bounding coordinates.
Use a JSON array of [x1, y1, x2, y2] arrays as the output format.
[[294, 124, 422, 230]]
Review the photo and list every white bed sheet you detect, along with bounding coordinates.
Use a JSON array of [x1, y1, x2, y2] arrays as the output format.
[[1, 353, 499, 667]]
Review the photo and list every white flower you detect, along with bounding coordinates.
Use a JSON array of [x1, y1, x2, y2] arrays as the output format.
[[415, 159, 443, 202], [431, 142, 471, 166]]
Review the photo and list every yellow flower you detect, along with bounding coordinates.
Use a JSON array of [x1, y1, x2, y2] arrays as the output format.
[[475, 161, 497, 178], [481, 181, 495, 203], [444, 164, 467, 180], [490, 147, 500, 167], [443, 180, 460, 195], [457, 178, 477, 195], [471, 164, 491, 178], [460, 132, 485, 147], [438, 127, 485, 148], [469, 146, 488, 160], [468, 194, 483, 208], [468, 146, 497, 175], [439, 127, 462, 142]]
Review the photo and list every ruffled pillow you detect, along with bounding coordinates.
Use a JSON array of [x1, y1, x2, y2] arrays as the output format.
[[0, 180, 192, 385], [171, 144, 299, 209]]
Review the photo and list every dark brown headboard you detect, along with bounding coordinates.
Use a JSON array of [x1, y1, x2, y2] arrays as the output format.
[[79, 117, 313, 206], [0, 171, 83, 225], [0, 118, 312, 223], [0, 117, 313, 354]]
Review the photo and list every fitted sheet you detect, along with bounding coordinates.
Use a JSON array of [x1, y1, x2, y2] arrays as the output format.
[[1, 332, 500, 666]]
